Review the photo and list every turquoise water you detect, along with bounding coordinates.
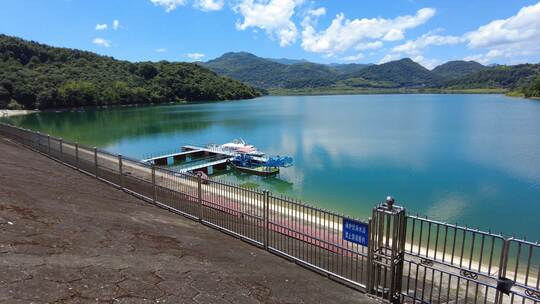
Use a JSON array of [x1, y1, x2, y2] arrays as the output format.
[[6, 95, 540, 240]]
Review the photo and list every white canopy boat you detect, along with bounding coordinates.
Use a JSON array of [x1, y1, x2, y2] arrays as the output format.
[[216, 139, 265, 157]]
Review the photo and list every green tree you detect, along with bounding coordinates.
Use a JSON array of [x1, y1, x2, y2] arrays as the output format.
[[58, 81, 97, 107], [523, 75, 540, 97], [0, 86, 10, 108], [137, 63, 159, 80]]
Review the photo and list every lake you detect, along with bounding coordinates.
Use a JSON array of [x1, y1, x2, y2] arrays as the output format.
[[6, 94, 540, 240]]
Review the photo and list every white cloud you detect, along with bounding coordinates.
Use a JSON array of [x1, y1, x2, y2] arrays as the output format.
[[463, 50, 506, 65], [392, 33, 463, 55], [355, 41, 383, 51], [95, 23, 108, 31], [186, 52, 205, 60], [306, 7, 326, 18], [464, 1, 540, 64], [194, 0, 224, 11], [383, 28, 404, 41], [151, 0, 187, 12], [234, 0, 305, 47], [112, 19, 120, 30], [155, 48, 168, 53], [412, 55, 441, 70], [92, 38, 111, 47], [379, 53, 402, 64], [301, 8, 436, 55], [340, 53, 364, 62]]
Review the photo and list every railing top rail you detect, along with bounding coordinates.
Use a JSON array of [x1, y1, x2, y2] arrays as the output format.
[[407, 213, 506, 239], [507, 237, 540, 246]]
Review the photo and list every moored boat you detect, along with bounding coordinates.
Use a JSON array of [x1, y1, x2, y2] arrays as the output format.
[[218, 139, 265, 156], [227, 160, 280, 176]]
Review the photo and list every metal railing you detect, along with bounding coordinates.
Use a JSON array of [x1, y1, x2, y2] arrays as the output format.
[[1, 122, 538, 304]]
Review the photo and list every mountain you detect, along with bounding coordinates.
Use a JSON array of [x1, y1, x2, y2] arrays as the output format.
[[329, 63, 371, 75], [0, 35, 260, 110], [203, 52, 338, 89], [432, 61, 485, 79], [204, 52, 540, 93], [266, 57, 308, 65], [443, 64, 540, 89], [345, 58, 442, 88]]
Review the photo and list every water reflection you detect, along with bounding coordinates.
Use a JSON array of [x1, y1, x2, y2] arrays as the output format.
[[6, 105, 214, 147]]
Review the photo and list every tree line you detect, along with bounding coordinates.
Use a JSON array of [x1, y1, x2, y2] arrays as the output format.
[[0, 35, 260, 110]]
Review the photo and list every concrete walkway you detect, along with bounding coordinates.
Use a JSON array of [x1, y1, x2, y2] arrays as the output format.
[[0, 137, 379, 304]]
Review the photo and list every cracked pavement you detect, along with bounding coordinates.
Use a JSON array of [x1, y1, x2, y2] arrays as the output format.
[[0, 137, 379, 303]]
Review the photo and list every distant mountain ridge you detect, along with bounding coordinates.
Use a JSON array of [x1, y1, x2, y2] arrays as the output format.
[[203, 52, 540, 92]]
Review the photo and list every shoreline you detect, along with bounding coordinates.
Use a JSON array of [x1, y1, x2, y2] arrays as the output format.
[[0, 109, 38, 117], [267, 88, 510, 96], [3, 91, 536, 116]]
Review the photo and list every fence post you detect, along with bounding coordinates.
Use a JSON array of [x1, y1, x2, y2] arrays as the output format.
[[198, 175, 203, 223], [94, 147, 98, 178], [264, 190, 270, 250], [151, 165, 157, 203], [34, 131, 39, 150], [368, 196, 406, 304], [36, 131, 41, 151], [118, 154, 124, 189], [59, 138, 63, 160], [367, 217, 374, 293], [47, 135, 51, 155], [495, 239, 511, 304], [75, 143, 79, 170]]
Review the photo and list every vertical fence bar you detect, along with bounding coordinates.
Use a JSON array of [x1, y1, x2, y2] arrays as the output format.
[[152, 165, 157, 203], [35, 131, 40, 151], [118, 154, 123, 189], [75, 143, 79, 170], [264, 190, 270, 250], [94, 147, 98, 178], [495, 239, 511, 304], [197, 175, 203, 223], [59, 138, 63, 160]]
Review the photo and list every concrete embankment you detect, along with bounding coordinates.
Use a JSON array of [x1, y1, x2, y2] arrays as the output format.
[[0, 136, 378, 303], [0, 109, 37, 117]]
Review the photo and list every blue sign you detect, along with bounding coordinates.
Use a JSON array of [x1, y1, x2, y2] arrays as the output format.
[[343, 218, 369, 246]]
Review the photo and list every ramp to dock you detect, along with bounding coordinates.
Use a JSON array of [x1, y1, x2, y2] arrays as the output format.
[[141, 148, 205, 163]]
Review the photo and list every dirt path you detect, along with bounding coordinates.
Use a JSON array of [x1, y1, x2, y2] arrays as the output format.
[[0, 137, 378, 304]]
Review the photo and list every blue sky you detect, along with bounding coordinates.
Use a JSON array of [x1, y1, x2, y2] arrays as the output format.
[[1, 0, 540, 68]]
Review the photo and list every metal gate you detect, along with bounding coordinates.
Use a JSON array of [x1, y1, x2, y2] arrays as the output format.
[[369, 197, 540, 304]]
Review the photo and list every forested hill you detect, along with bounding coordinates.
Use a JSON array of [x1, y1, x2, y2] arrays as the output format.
[[345, 58, 442, 87], [203, 52, 540, 96], [432, 60, 486, 79], [0, 35, 260, 110], [203, 52, 338, 88]]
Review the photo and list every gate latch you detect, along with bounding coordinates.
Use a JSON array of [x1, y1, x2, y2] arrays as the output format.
[[496, 277, 514, 295]]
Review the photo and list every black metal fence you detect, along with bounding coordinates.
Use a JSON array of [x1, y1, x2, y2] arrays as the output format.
[[1, 122, 538, 304]]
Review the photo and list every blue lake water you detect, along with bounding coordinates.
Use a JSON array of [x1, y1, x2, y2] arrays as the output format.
[[7, 94, 540, 240]]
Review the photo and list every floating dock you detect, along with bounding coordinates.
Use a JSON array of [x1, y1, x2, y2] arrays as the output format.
[[142, 145, 266, 174]]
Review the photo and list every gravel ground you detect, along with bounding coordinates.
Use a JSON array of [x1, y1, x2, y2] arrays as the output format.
[[0, 137, 378, 304]]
